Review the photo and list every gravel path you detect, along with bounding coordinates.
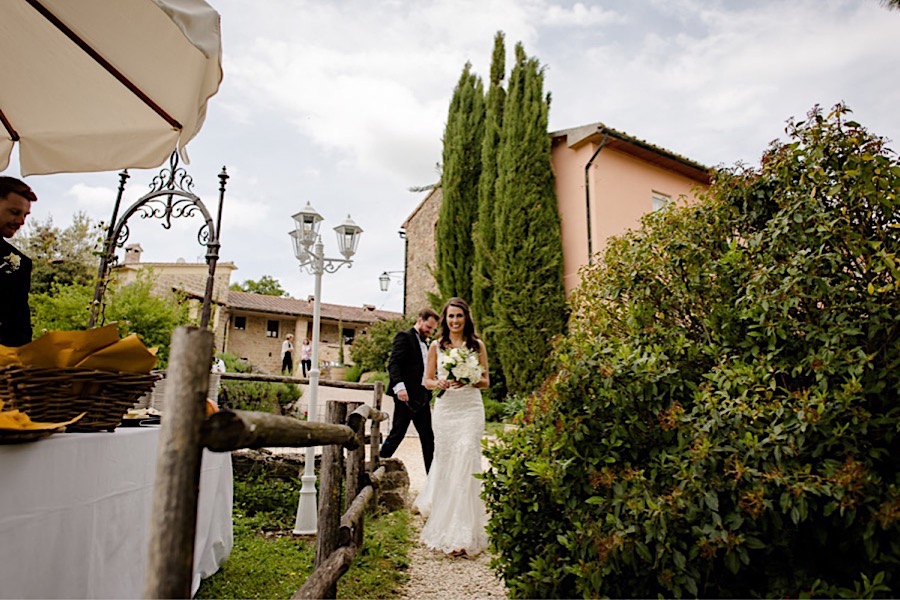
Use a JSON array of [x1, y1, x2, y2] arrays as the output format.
[[392, 435, 507, 600]]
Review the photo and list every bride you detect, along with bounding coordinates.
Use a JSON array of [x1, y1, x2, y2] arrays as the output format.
[[414, 297, 490, 557]]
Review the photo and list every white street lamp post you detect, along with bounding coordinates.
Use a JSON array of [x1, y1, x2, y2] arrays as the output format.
[[290, 204, 363, 535]]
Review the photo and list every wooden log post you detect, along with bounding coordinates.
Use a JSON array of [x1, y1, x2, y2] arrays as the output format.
[[370, 382, 384, 471], [345, 402, 364, 504], [315, 400, 347, 598], [291, 545, 356, 600], [144, 326, 213, 599], [200, 409, 358, 452]]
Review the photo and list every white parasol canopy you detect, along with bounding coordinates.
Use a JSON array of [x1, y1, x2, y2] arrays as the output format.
[[0, 0, 222, 176]]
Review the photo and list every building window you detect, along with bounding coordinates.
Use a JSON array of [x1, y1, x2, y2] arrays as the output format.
[[652, 191, 670, 212], [266, 320, 280, 338], [234, 316, 246, 330], [343, 328, 356, 345]]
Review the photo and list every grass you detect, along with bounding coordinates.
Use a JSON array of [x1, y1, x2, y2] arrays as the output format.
[[195, 514, 314, 599], [195, 471, 414, 599], [337, 510, 412, 599]]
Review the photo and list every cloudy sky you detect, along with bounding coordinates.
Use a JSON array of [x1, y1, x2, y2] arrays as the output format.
[[9, 0, 900, 313]]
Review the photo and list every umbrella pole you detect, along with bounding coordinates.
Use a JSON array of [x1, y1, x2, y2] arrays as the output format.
[[88, 170, 129, 328]]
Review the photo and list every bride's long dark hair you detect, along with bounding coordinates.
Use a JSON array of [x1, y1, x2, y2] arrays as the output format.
[[438, 297, 480, 352]]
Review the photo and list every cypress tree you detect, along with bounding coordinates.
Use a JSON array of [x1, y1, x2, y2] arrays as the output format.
[[491, 43, 567, 395], [434, 62, 484, 302], [472, 32, 506, 391], [472, 34, 505, 329]]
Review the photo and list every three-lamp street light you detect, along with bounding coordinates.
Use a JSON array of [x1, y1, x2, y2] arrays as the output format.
[[289, 202, 363, 535]]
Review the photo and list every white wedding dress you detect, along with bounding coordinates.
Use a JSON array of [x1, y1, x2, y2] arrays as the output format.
[[413, 346, 489, 555]]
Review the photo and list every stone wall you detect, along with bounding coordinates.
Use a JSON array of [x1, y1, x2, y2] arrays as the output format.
[[403, 187, 441, 316], [223, 311, 357, 374]]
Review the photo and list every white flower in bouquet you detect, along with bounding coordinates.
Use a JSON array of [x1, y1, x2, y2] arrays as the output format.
[[434, 345, 483, 399]]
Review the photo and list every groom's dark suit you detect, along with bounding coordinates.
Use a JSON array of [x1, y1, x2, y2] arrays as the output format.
[[0, 238, 33, 347], [380, 327, 435, 472]]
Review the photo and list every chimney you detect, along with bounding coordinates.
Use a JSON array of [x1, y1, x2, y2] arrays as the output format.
[[124, 243, 143, 264], [307, 295, 315, 303]]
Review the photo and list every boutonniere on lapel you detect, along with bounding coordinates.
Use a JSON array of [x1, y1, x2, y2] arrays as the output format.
[[1, 252, 22, 274]]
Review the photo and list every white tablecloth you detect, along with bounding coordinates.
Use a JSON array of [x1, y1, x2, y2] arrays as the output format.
[[0, 426, 233, 599]]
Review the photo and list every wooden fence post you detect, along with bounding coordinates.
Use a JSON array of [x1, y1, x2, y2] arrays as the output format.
[[144, 326, 212, 599], [370, 381, 383, 470], [315, 400, 347, 599], [345, 402, 364, 501]]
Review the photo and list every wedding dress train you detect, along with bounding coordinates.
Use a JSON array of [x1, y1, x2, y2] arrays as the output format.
[[413, 349, 488, 556]]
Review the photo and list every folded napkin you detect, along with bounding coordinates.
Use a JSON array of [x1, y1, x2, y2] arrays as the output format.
[[0, 324, 157, 373]]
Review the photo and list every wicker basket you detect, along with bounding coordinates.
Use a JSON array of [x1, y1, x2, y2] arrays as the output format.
[[0, 365, 159, 432]]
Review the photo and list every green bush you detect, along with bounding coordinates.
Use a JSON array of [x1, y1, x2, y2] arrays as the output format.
[[218, 353, 301, 414], [364, 370, 389, 387], [483, 397, 505, 423], [350, 316, 414, 373], [344, 363, 364, 383], [482, 105, 900, 598]]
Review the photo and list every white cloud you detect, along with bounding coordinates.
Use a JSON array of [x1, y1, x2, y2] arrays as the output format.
[[12, 0, 900, 314], [544, 2, 623, 27]]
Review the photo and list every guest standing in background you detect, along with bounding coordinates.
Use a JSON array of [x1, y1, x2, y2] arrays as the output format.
[[281, 333, 294, 374], [300, 338, 312, 378], [0, 177, 37, 347]]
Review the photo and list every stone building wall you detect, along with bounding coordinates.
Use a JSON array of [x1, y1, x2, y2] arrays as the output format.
[[403, 187, 441, 316], [223, 311, 361, 374]]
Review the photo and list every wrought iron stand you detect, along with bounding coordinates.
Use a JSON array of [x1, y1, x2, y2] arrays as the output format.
[[88, 151, 229, 329]]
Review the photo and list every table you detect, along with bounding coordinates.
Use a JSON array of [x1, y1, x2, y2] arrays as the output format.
[[0, 426, 233, 599]]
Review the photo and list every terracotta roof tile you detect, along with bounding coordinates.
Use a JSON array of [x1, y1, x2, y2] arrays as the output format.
[[226, 291, 401, 324]]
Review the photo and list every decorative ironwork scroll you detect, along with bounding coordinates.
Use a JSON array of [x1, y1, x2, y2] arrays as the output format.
[[89, 151, 229, 330]]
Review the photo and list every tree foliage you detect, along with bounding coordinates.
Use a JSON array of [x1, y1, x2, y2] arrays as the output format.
[[18, 212, 101, 294], [30, 265, 192, 367], [490, 43, 567, 395], [483, 105, 900, 598], [230, 275, 288, 297], [349, 316, 415, 373], [434, 62, 484, 303], [471, 31, 507, 396]]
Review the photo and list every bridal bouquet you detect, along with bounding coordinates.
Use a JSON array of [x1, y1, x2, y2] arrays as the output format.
[[433, 346, 483, 399]]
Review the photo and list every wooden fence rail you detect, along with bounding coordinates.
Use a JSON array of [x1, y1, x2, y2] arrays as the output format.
[[143, 327, 388, 599]]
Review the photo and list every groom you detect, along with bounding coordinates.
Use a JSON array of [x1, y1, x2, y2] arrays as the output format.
[[379, 307, 439, 473]]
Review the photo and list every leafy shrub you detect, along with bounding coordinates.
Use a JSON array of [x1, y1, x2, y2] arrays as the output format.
[[364, 370, 389, 387], [500, 393, 527, 422], [350, 316, 414, 373], [344, 362, 365, 383], [483, 397, 505, 423], [218, 353, 301, 414], [482, 105, 900, 598]]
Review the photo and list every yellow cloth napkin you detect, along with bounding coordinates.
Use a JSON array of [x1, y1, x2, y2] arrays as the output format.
[[75, 333, 158, 373], [0, 325, 157, 373]]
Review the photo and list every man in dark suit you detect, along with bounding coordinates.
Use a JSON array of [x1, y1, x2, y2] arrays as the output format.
[[0, 177, 37, 347], [379, 307, 440, 472]]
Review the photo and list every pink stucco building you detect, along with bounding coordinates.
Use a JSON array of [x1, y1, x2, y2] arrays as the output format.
[[400, 121, 711, 311], [551, 123, 710, 294]]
